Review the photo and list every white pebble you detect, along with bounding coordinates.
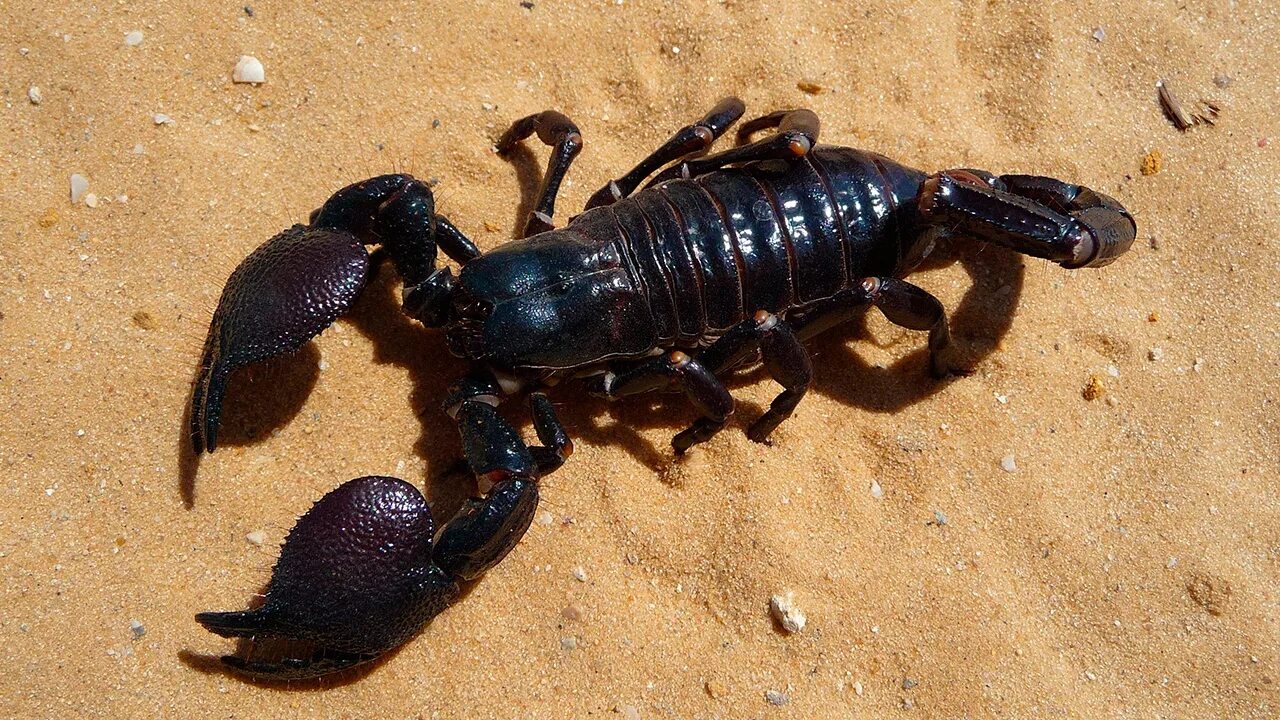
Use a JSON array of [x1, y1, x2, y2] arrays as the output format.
[[132, 143, 145, 155], [153, 112, 174, 125], [1091, 27, 1106, 42], [618, 705, 640, 720], [571, 566, 587, 582], [770, 591, 807, 633], [1000, 454, 1018, 473], [28, 86, 42, 104], [869, 479, 883, 499], [854, 681, 864, 696], [129, 619, 145, 638], [84, 193, 99, 208], [124, 30, 144, 46], [535, 510, 554, 525], [245, 530, 266, 546], [232, 55, 265, 84], [69, 173, 89, 203], [765, 689, 789, 706], [1193, 358, 1205, 372], [1148, 347, 1164, 362]]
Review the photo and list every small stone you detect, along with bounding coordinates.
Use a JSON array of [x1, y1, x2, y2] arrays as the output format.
[[153, 112, 174, 125], [1192, 358, 1205, 372], [561, 605, 582, 621], [571, 566, 587, 582], [854, 681, 864, 696], [232, 55, 265, 84], [1091, 27, 1106, 42], [38, 208, 58, 228], [560, 635, 578, 650], [132, 143, 145, 155], [932, 510, 948, 526], [1213, 74, 1233, 89], [902, 697, 916, 710], [69, 174, 89, 204], [616, 705, 640, 720], [1140, 149, 1163, 176], [1000, 454, 1017, 473], [28, 86, 42, 104], [1082, 375, 1106, 401], [129, 619, 145, 639], [536, 510, 554, 525], [770, 591, 807, 633], [797, 80, 824, 95], [124, 30, 144, 46], [481, 101, 496, 111], [705, 679, 727, 699], [1147, 311, 1160, 322], [1148, 347, 1163, 361], [1085, 670, 1097, 681], [1166, 557, 1178, 569], [869, 479, 883, 499], [245, 529, 266, 546], [765, 689, 789, 706], [84, 193, 99, 208], [902, 677, 917, 690]]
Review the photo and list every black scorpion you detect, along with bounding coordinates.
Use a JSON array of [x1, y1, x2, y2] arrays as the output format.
[[189, 98, 1136, 677]]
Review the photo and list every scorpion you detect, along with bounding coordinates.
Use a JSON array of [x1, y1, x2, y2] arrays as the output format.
[[190, 97, 1136, 678]]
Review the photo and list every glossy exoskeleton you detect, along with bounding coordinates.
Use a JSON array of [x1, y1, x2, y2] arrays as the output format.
[[190, 97, 1135, 677]]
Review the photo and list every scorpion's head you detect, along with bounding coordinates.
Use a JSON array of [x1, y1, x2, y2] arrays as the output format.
[[447, 230, 657, 369]]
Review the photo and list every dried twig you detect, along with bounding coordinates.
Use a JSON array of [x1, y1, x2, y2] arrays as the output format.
[[1157, 79, 1220, 131]]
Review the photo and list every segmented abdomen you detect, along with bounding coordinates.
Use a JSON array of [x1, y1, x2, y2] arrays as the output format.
[[606, 147, 920, 345]]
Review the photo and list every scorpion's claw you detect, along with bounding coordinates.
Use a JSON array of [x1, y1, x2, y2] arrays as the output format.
[[196, 476, 459, 679], [190, 225, 370, 453]]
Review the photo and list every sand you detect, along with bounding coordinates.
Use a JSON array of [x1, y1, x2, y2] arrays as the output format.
[[1, 1, 1277, 718]]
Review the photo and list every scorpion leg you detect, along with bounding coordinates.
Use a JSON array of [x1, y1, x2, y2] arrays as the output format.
[[646, 108, 820, 186], [696, 311, 813, 444], [196, 394, 543, 678], [443, 370, 573, 477], [599, 351, 735, 454], [919, 170, 1136, 269], [860, 277, 965, 379], [584, 96, 746, 209], [191, 174, 474, 453], [496, 110, 583, 237]]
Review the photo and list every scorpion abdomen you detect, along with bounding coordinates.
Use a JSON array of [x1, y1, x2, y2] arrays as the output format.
[[604, 147, 927, 349]]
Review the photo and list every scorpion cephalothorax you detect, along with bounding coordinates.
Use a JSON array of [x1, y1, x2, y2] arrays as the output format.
[[190, 97, 1135, 678]]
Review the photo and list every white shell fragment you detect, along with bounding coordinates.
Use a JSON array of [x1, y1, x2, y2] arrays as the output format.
[[124, 30, 144, 46], [153, 112, 174, 125], [232, 55, 265, 84], [69, 173, 89, 204], [1001, 454, 1018, 473], [770, 591, 807, 634], [28, 86, 42, 104]]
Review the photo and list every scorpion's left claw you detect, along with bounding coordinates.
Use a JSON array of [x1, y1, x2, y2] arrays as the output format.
[[196, 476, 459, 679], [191, 225, 370, 453]]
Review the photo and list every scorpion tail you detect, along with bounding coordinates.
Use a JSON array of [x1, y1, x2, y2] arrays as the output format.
[[918, 170, 1136, 270], [190, 174, 476, 454]]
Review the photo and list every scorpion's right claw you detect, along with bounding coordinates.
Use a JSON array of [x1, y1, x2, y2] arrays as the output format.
[[197, 403, 543, 679], [191, 225, 370, 453]]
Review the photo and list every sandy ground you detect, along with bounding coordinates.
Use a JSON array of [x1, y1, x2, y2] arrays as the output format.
[[1, 1, 1277, 718]]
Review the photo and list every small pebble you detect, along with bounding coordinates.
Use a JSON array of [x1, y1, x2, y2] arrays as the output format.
[[124, 30, 144, 46], [232, 55, 265, 84], [245, 529, 266, 546], [1140, 149, 1163, 176], [561, 605, 582, 621], [481, 101, 496, 111], [869, 479, 883, 499], [132, 143, 145, 155], [854, 681, 864, 696], [1091, 27, 1106, 42], [1000, 454, 1018, 473], [765, 689, 789, 706], [535, 510, 554, 525], [69, 173, 89, 204], [1213, 74, 1233, 89], [571, 566, 587, 582], [902, 698, 916, 710], [705, 679, 727, 699], [617, 705, 640, 720], [770, 591, 807, 634], [560, 635, 578, 650], [932, 510, 948, 526], [28, 86, 42, 104], [1192, 357, 1205, 372], [84, 193, 99, 208], [797, 80, 824, 95], [1148, 347, 1163, 362], [153, 112, 174, 125], [1082, 375, 1106, 401], [129, 619, 145, 639], [902, 677, 918, 690]]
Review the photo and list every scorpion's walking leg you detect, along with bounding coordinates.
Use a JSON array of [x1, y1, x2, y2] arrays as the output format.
[[598, 351, 735, 454], [919, 170, 1136, 269], [585, 96, 746, 209], [646, 108, 821, 186], [191, 174, 478, 452], [696, 311, 813, 444], [195, 402, 543, 678], [496, 110, 583, 236]]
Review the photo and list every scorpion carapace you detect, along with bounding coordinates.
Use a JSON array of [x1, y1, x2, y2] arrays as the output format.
[[190, 97, 1136, 677]]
